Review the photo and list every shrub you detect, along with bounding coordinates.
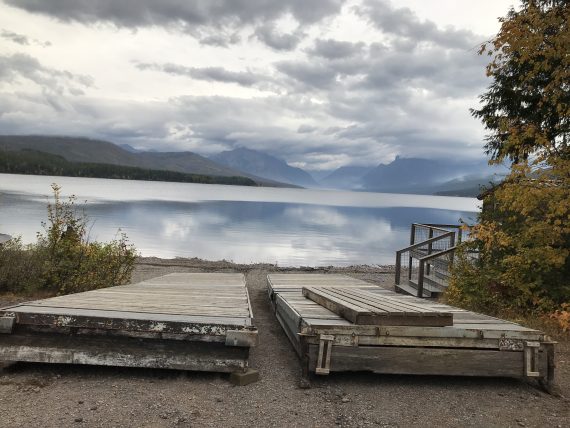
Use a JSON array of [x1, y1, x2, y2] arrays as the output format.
[[0, 237, 45, 293], [0, 184, 137, 295]]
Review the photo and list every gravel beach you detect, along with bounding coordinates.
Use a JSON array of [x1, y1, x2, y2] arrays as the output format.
[[0, 257, 568, 428]]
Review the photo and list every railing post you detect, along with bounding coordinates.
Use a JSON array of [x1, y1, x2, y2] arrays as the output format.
[[410, 224, 416, 245], [417, 261, 425, 298], [449, 232, 456, 267], [395, 251, 401, 285], [408, 224, 416, 281], [426, 227, 434, 275]]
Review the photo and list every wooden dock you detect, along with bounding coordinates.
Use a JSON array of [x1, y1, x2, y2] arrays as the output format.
[[0, 273, 257, 374], [268, 274, 555, 390]]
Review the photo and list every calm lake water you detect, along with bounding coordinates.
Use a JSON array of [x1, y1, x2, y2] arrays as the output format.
[[0, 174, 479, 266]]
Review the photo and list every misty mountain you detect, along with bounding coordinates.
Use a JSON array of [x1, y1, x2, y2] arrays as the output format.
[[119, 143, 140, 153], [319, 166, 372, 189], [317, 156, 507, 195], [359, 156, 508, 194], [210, 147, 318, 187], [433, 174, 502, 197], [0, 135, 292, 187]]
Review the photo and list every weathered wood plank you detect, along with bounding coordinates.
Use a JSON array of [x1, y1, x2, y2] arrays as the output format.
[[308, 345, 547, 378], [301, 322, 545, 341], [5, 308, 252, 333], [0, 333, 249, 372], [302, 287, 453, 326], [275, 295, 303, 335], [269, 273, 553, 383], [305, 333, 514, 349], [23, 302, 250, 317], [3, 273, 256, 328], [0, 273, 259, 375]]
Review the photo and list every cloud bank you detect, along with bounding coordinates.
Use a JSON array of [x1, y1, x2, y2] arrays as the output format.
[[0, 0, 508, 171]]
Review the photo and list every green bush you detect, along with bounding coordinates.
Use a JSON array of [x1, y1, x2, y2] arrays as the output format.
[[0, 184, 137, 295], [0, 237, 45, 293]]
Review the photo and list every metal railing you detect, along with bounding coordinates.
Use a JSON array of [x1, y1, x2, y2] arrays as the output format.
[[395, 224, 461, 298]]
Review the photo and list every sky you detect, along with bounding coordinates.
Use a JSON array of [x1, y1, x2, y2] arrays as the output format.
[[0, 0, 517, 171]]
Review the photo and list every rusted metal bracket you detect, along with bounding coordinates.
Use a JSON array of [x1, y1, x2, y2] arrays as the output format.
[[225, 330, 258, 347], [0, 316, 15, 334], [315, 334, 334, 375], [524, 341, 541, 377]]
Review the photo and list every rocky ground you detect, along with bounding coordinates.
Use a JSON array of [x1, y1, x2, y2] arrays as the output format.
[[0, 257, 568, 427]]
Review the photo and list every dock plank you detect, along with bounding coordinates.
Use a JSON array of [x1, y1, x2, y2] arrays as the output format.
[[2, 273, 256, 330], [0, 273, 259, 375], [268, 273, 554, 384], [302, 286, 453, 326]]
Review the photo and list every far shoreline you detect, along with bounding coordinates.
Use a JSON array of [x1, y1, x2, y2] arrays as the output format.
[[135, 256, 396, 274]]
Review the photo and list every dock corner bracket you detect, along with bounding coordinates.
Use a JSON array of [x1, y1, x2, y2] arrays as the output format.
[[0, 315, 15, 334]]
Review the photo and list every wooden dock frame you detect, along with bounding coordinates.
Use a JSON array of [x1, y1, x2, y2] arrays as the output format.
[[0, 273, 258, 379], [267, 274, 556, 393]]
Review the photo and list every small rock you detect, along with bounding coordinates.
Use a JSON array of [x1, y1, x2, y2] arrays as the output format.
[[78, 400, 84, 404], [516, 420, 526, 427], [341, 397, 350, 403], [89, 406, 98, 411], [74, 417, 83, 423], [159, 413, 169, 420], [32, 387, 40, 393], [216, 397, 223, 403]]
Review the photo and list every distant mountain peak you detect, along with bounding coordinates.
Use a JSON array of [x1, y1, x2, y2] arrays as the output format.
[[118, 143, 140, 153], [210, 147, 317, 187]]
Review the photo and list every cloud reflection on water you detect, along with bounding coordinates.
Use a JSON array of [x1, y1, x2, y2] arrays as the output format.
[[83, 200, 473, 266], [0, 175, 478, 266]]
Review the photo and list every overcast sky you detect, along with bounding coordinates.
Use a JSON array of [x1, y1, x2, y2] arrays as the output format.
[[0, 0, 516, 171]]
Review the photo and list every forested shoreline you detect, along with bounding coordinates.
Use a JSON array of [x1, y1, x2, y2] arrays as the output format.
[[0, 149, 257, 186]]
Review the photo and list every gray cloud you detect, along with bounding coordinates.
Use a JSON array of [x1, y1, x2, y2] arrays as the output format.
[[297, 124, 317, 133], [135, 62, 271, 88], [1, 29, 29, 45], [357, 0, 479, 50], [360, 46, 486, 96], [276, 60, 339, 90], [6, 0, 346, 28], [308, 39, 365, 59], [253, 24, 305, 51], [0, 53, 93, 95], [277, 40, 485, 97], [0, 0, 496, 171], [1, 29, 51, 46], [198, 32, 241, 48]]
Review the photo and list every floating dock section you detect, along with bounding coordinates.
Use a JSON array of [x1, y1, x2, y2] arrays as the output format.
[[0, 273, 257, 374], [267, 274, 555, 390]]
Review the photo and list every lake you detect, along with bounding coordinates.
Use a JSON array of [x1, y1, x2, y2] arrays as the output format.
[[0, 174, 479, 266]]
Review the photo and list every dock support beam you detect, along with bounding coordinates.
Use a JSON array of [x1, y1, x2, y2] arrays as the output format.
[[299, 335, 311, 389], [538, 342, 557, 394]]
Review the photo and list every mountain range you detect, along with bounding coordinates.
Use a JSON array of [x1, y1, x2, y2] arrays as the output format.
[[0, 135, 507, 195], [210, 147, 318, 187], [0, 135, 291, 187], [317, 157, 506, 195]]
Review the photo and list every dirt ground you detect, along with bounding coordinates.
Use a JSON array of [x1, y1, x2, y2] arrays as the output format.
[[0, 257, 568, 428]]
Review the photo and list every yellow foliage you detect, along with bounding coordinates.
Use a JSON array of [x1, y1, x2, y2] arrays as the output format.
[[549, 304, 570, 332], [450, 1, 569, 328]]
